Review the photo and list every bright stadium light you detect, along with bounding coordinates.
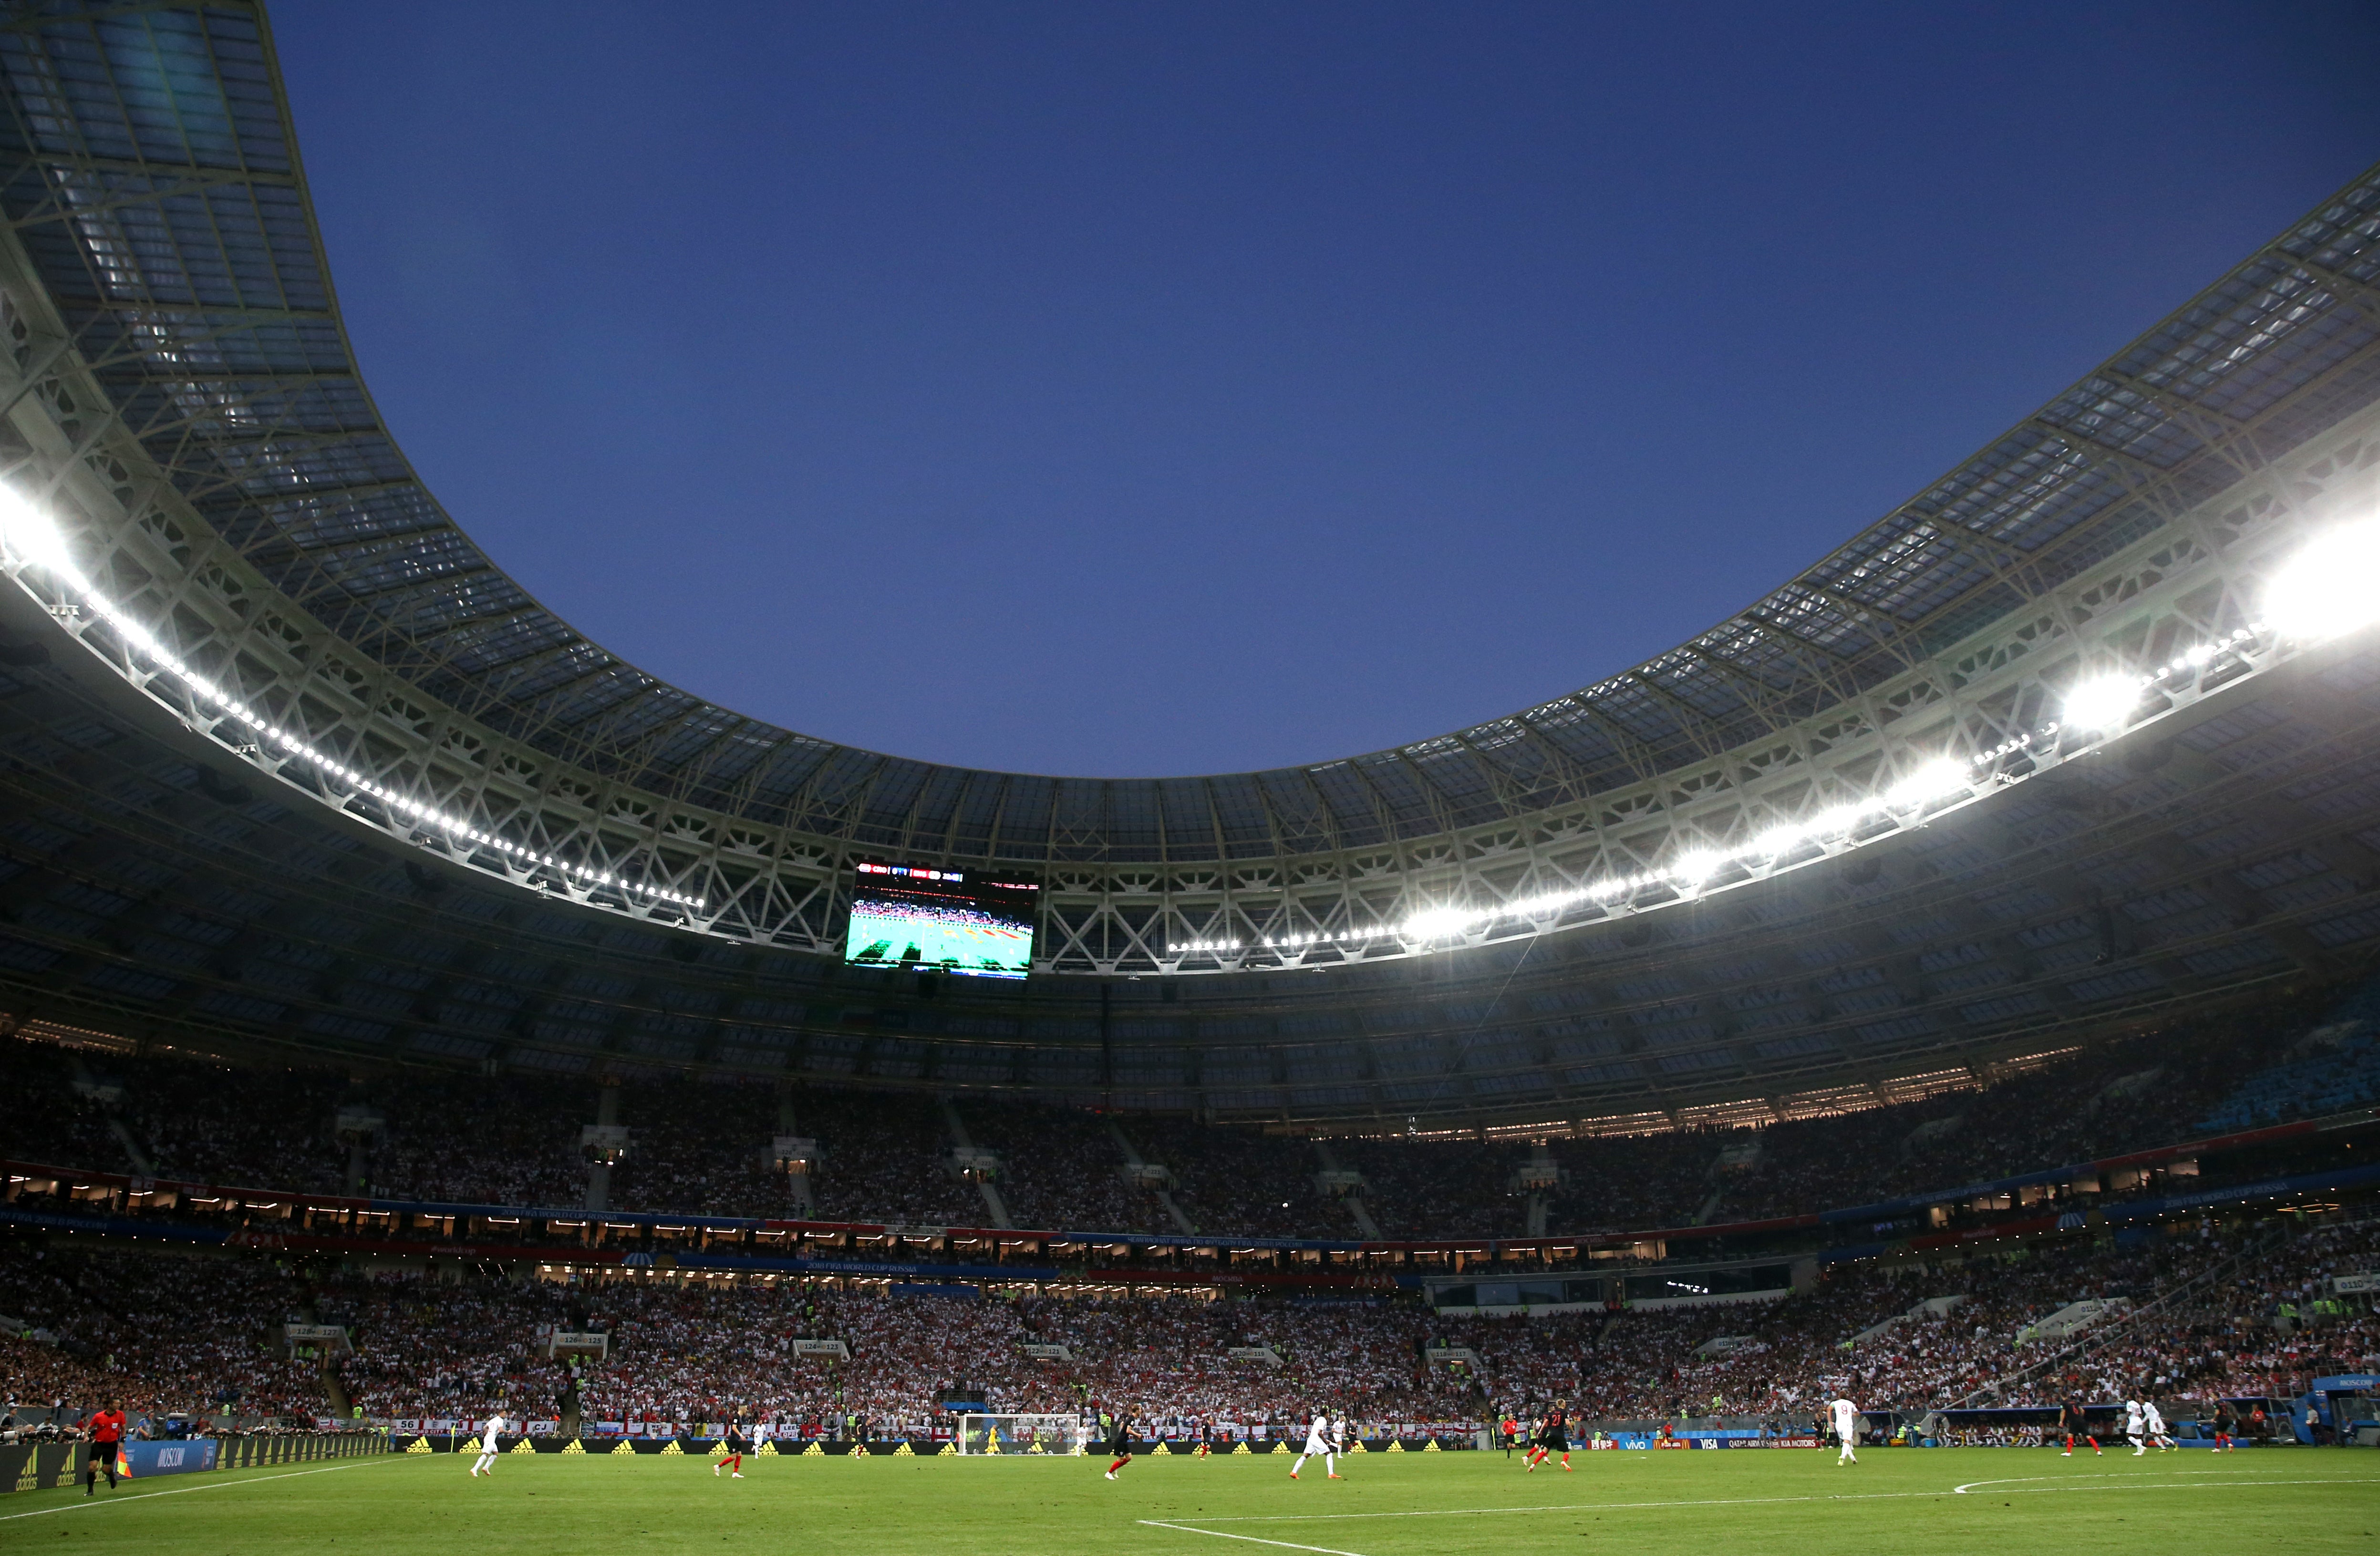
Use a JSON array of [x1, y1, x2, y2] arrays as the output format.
[[2060, 673, 2146, 732], [1807, 803, 1868, 838], [2266, 518, 2380, 641], [0, 480, 76, 576], [1669, 848, 1726, 884], [0, 480, 2314, 969], [1883, 757, 1969, 810], [1402, 906, 1475, 940], [0, 474, 709, 916]]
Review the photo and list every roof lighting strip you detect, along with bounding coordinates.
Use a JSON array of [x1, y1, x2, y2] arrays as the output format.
[[3, 474, 2372, 967], [0, 485, 705, 913], [1172, 515, 2380, 963]]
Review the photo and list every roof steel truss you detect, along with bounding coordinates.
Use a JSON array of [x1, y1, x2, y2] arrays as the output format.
[[0, 3, 2372, 990]]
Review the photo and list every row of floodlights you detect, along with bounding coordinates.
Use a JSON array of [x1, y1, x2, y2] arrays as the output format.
[[1, 483, 2373, 945], [0, 485, 706, 911], [1170, 517, 2380, 957]]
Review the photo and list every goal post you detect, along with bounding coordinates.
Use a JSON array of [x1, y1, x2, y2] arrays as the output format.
[[953, 1414, 1089, 1455]]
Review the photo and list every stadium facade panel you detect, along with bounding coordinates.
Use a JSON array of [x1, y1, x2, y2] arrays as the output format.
[[0, 3, 2373, 1126]]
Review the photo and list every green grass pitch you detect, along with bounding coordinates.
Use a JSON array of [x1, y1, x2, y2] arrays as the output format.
[[3, 1447, 2376, 1556]]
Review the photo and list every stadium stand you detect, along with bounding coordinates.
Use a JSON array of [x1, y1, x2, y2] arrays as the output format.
[[4, 974, 2368, 1240], [0, 6, 2379, 1475], [2, 1218, 2371, 1435], [2197, 976, 2380, 1133]]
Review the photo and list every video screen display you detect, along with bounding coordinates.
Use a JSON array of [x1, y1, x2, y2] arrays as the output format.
[[842, 862, 1038, 980]]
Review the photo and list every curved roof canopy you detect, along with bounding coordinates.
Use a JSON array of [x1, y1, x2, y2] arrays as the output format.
[[1, 5, 2380, 1133], [1, 4, 2377, 871]]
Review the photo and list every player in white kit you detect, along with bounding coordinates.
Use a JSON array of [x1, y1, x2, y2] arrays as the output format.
[[2142, 1400, 2173, 1451], [2123, 1398, 2147, 1455], [1289, 1409, 1340, 1480], [468, 1412, 507, 1477], [1830, 1397, 1860, 1464]]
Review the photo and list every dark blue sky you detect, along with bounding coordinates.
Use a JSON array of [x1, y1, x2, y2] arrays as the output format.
[[270, 3, 2380, 778]]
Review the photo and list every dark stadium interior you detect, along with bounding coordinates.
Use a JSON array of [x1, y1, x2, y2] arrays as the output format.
[[0, 0, 2375, 1470]]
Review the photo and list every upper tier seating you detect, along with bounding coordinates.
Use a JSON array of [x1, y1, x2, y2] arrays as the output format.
[[0, 971, 2368, 1238]]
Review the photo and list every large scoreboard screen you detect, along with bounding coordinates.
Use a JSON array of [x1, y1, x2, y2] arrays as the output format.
[[842, 862, 1038, 980]]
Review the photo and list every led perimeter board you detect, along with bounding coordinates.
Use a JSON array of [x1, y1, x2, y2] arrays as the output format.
[[843, 862, 1039, 980]]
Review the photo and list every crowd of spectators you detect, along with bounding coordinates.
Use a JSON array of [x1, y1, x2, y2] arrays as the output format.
[[1700, 988, 2352, 1227], [332, 1277, 579, 1421], [1336, 1137, 1529, 1239], [1124, 1118, 1347, 1239], [962, 1102, 1169, 1234], [4, 1213, 2372, 1436], [1549, 1220, 2380, 1424], [0, 971, 2371, 1241], [0, 1242, 333, 1421], [799, 1092, 980, 1225]]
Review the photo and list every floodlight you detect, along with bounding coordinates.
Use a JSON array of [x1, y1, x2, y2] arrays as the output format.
[[1883, 757, 1969, 810], [1808, 804, 1867, 837], [1402, 906, 1474, 939], [2266, 518, 2380, 641], [1751, 823, 1807, 858], [1669, 848, 1725, 883], [2060, 673, 2144, 732], [0, 481, 72, 574]]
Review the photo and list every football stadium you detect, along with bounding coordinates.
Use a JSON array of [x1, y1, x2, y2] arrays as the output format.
[[0, 4, 2378, 1553]]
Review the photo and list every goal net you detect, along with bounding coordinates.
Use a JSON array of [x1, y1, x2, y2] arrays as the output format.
[[952, 1413, 1089, 1455]]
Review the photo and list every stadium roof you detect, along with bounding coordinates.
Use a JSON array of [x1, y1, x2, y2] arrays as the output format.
[[0, 3, 2377, 1128], [0, 4, 2376, 868]]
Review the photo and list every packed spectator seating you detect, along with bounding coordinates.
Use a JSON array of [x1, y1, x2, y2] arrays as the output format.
[[0, 1241, 338, 1421], [1707, 984, 2355, 1226], [797, 1092, 980, 1225], [957, 1101, 1169, 1234], [1543, 1131, 1728, 1232], [1, 970, 2373, 1241], [1558, 1220, 2380, 1423], [2197, 977, 2380, 1132], [1120, 1117, 1346, 1239], [599, 1079, 787, 1220], [1335, 1136, 1528, 1239], [4, 1213, 2371, 1435], [355, 1072, 584, 1209], [332, 1277, 579, 1422]]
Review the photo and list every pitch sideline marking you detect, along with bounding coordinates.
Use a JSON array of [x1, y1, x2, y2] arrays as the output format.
[[1139, 1519, 1372, 1556], [1142, 1478, 2380, 1556], [1952, 1468, 2334, 1494], [0, 1456, 399, 1521], [1158, 1472, 2378, 1529]]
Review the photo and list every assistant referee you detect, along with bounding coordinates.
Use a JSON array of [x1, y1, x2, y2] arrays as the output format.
[[80, 1401, 127, 1495]]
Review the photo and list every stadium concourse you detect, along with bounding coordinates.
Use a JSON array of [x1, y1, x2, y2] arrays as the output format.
[[1, 3, 2380, 1532]]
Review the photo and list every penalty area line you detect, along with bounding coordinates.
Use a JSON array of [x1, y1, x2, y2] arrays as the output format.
[[0, 1456, 399, 1521], [1140, 1517, 1376, 1556]]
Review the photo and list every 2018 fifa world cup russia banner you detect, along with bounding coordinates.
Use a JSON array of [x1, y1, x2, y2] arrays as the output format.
[[120, 1440, 218, 1477]]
